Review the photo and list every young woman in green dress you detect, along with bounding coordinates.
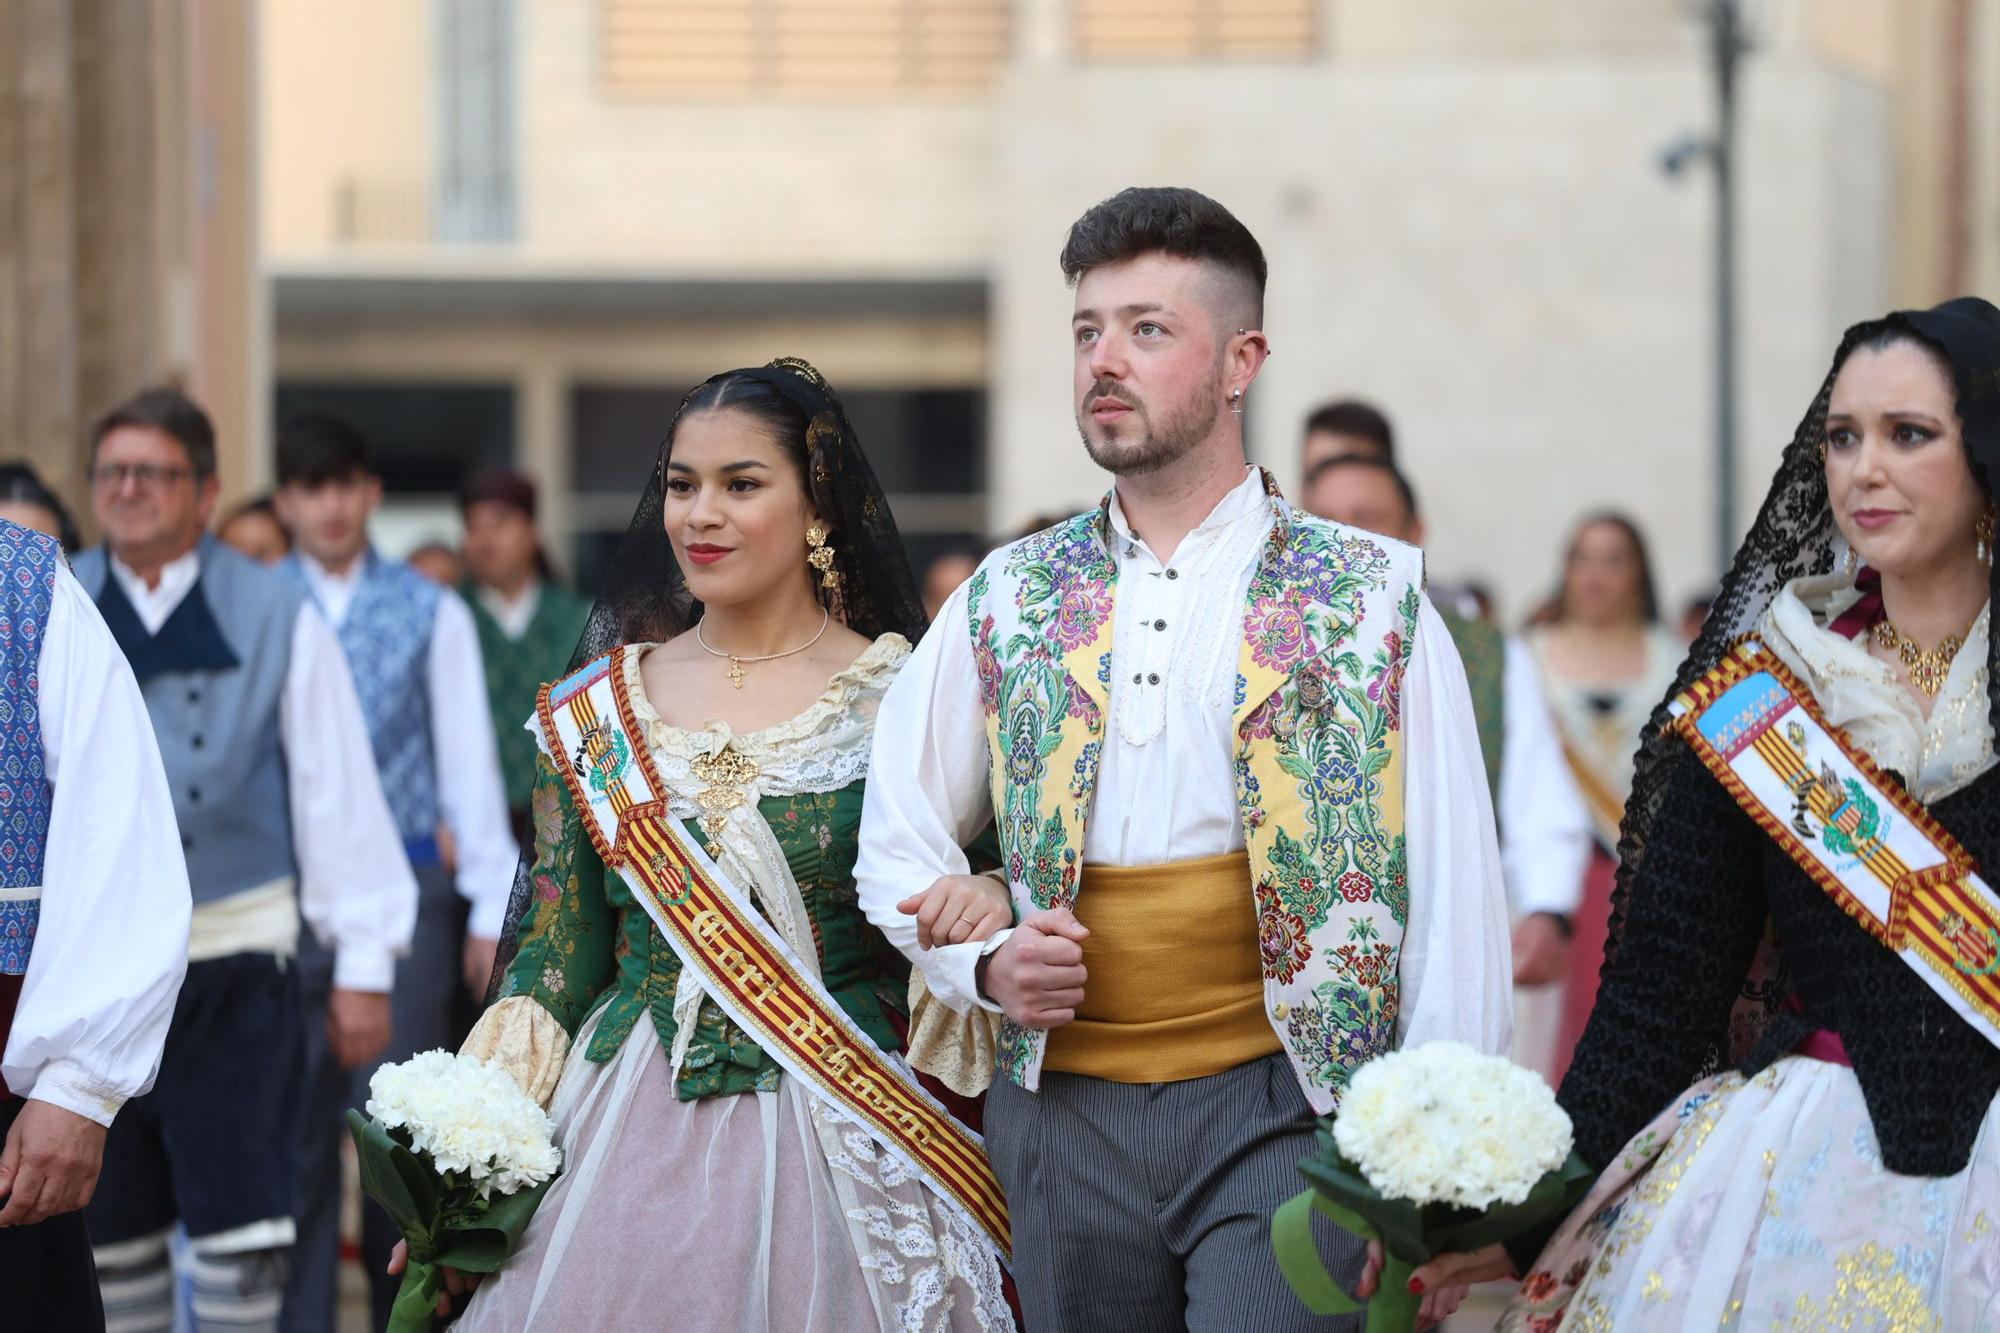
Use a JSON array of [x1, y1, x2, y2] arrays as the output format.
[[424, 359, 1014, 1331]]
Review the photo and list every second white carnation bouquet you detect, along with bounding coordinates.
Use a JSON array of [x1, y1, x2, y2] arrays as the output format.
[[1273, 1042, 1591, 1332], [347, 1050, 563, 1333]]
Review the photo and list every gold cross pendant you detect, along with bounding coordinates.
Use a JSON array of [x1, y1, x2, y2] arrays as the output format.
[[726, 657, 746, 689]]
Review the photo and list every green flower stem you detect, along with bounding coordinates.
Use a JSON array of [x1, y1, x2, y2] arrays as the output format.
[[387, 1259, 445, 1333], [1272, 1189, 1424, 1333], [1367, 1251, 1423, 1333]]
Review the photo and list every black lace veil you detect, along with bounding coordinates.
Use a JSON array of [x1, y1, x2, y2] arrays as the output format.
[[486, 356, 929, 997], [1607, 297, 2000, 1039]]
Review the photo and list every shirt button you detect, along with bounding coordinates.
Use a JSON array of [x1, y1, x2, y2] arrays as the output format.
[[1273, 1001, 1291, 1021], [1132, 673, 1142, 685], [181, 835, 193, 851], [188, 787, 201, 803], [1147, 673, 1160, 685], [1154, 619, 1167, 631], [1165, 569, 1179, 580], [190, 734, 204, 750], [187, 689, 202, 705]]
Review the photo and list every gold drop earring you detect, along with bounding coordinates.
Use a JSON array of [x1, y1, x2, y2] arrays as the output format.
[[805, 524, 837, 586]]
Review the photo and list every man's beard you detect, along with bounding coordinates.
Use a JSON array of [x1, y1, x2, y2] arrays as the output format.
[[1077, 360, 1227, 477]]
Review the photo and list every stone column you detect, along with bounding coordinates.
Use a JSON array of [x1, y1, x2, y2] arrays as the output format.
[[0, 0, 261, 529]]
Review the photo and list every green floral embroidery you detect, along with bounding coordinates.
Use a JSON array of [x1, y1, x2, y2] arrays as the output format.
[[1286, 977, 1399, 1097], [1264, 826, 1332, 930], [503, 743, 919, 1102], [1378, 835, 1409, 928]]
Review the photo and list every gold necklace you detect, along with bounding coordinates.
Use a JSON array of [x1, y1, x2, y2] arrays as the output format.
[[694, 609, 830, 689], [1870, 619, 1965, 698]]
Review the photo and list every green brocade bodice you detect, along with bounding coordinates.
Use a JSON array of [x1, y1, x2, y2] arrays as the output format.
[[501, 757, 911, 1100]]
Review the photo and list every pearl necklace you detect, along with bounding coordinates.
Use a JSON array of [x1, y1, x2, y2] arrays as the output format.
[[694, 609, 831, 689]]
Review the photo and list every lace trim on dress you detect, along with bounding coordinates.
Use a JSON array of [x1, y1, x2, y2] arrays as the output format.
[[1758, 574, 1995, 804], [903, 971, 1002, 1098], [620, 634, 910, 808]]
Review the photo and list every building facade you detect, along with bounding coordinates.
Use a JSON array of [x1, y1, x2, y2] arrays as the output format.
[[260, 0, 2000, 614]]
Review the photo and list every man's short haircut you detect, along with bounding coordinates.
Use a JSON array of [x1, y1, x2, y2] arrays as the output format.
[[1303, 399, 1395, 459], [275, 412, 374, 487], [90, 386, 218, 478], [1059, 187, 1267, 327], [1302, 454, 1420, 524]]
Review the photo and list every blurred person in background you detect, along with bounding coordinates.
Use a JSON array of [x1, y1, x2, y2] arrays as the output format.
[[1679, 590, 1715, 643], [1304, 453, 1592, 1079], [269, 415, 516, 1333], [858, 187, 1510, 1331], [920, 542, 984, 621], [217, 496, 290, 566], [1522, 512, 1682, 1081], [458, 471, 592, 854], [407, 540, 464, 589], [71, 388, 415, 1333], [1299, 397, 1394, 476], [0, 518, 189, 1330], [0, 463, 83, 552]]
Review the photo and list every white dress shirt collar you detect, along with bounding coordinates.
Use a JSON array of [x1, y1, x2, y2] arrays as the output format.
[[1105, 465, 1268, 565], [1100, 465, 1274, 762], [109, 546, 204, 636], [297, 549, 373, 628], [476, 579, 542, 641]]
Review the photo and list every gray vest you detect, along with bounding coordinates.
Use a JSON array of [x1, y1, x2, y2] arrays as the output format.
[[74, 538, 302, 906]]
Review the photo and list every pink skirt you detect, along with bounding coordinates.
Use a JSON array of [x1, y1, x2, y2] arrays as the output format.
[[455, 1011, 1011, 1332]]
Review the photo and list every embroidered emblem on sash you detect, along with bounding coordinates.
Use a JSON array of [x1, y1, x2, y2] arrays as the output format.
[[1942, 912, 2000, 976], [579, 723, 631, 794], [1673, 641, 2000, 1050]]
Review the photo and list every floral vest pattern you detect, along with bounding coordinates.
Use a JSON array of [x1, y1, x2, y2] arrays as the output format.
[[967, 472, 1422, 1113]]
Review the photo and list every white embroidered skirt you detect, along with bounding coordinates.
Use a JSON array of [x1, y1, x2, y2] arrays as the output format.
[[1501, 1055, 1999, 1331], [455, 1010, 1010, 1333]]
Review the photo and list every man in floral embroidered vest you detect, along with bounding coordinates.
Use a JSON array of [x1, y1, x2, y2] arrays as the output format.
[[0, 520, 189, 1327], [858, 188, 1515, 1331], [271, 414, 518, 1333]]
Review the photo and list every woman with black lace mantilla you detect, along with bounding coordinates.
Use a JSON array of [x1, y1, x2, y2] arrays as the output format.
[[406, 360, 1014, 1330], [1371, 300, 2000, 1326]]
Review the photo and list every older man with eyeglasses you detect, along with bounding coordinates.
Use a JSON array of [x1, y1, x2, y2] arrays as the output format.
[[69, 387, 415, 1333]]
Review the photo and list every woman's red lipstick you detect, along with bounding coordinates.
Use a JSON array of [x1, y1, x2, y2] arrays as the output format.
[[685, 543, 731, 565]]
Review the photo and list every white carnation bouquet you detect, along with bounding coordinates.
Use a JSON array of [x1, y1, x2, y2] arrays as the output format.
[[1274, 1042, 1590, 1332], [347, 1050, 563, 1332]]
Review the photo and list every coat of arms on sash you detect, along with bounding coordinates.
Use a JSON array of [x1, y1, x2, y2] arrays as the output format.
[[1778, 720, 1886, 858], [576, 721, 631, 795], [1672, 641, 2000, 1047]]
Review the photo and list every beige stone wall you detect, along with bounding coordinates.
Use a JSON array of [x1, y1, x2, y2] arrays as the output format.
[[1, 0, 261, 521], [261, 0, 432, 253], [259, 0, 2000, 617], [1331, 0, 1686, 56], [515, 0, 1000, 269], [984, 56, 1893, 619]]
